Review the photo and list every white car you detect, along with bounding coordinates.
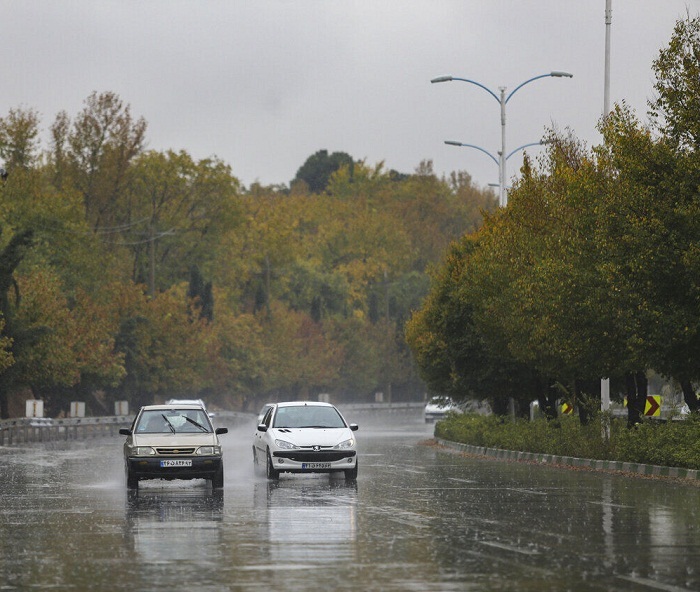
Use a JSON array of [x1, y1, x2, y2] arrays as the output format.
[[120, 404, 228, 489], [253, 401, 358, 480], [424, 397, 462, 423]]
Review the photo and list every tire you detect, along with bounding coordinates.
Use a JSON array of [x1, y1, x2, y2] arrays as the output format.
[[211, 465, 224, 489], [126, 466, 139, 490], [266, 450, 280, 480], [344, 459, 358, 481]]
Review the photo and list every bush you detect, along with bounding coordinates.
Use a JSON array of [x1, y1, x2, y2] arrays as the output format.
[[435, 413, 700, 470]]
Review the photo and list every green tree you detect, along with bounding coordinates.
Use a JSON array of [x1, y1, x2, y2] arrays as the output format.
[[293, 149, 354, 194], [0, 107, 41, 170], [50, 91, 147, 231], [125, 150, 242, 294]]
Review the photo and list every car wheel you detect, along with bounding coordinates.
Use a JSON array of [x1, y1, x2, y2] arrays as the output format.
[[266, 449, 280, 480], [344, 459, 358, 481], [126, 466, 139, 490], [211, 465, 224, 489]]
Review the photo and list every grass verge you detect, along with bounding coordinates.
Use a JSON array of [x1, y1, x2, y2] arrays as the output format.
[[435, 412, 700, 470]]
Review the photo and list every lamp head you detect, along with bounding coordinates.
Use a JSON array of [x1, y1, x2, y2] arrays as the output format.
[[431, 76, 453, 83]]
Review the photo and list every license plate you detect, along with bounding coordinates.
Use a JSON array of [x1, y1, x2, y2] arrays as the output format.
[[160, 459, 192, 467], [302, 462, 331, 469]]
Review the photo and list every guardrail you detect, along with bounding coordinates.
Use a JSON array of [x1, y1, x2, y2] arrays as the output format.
[[0, 416, 133, 446], [0, 403, 425, 447]]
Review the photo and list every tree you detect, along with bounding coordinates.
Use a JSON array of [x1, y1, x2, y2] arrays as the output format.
[[292, 149, 354, 194], [406, 234, 545, 416], [0, 228, 33, 418], [125, 150, 242, 294], [0, 107, 41, 170], [50, 91, 147, 231]]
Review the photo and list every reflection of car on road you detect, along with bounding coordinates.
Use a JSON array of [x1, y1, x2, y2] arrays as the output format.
[[119, 404, 228, 490], [126, 489, 223, 562], [253, 401, 358, 481], [424, 397, 462, 423]]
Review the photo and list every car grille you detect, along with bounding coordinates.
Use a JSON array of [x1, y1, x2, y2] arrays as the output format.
[[273, 450, 356, 462], [156, 447, 196, 455]]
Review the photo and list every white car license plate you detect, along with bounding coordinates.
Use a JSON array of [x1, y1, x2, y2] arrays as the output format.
[[160, 459, 192, 468], [302, 462, 331, 469]]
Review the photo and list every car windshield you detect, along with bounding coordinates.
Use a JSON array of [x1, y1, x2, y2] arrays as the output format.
[[135, 409, 212, 433], [273, 406, 346, 429]]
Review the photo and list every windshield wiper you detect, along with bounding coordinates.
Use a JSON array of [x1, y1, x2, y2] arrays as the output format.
[[161, 414, 176, 433], [183, 416, 209, 432]]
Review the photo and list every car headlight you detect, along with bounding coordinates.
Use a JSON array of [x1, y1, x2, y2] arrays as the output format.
[[274, 439, 299, 450], [133, 446, 156, 456], [334, 438, 355, 450], [197, 446, 221, 455]]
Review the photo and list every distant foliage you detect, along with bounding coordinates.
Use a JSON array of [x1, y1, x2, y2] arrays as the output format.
[[0, 93, 496, 417]]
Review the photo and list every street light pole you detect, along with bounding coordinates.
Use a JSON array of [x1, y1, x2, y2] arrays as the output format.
[[432, 71, 573, 206], [444, 140, 548, 193]]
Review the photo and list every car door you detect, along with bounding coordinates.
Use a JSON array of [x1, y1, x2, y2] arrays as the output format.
[[254, 406, 274, 460]]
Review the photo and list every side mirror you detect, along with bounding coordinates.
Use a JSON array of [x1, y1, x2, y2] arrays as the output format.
[[349, 423, 359, 431], [215, 427, 228, 435], [257, 424, 268, 432], [119, 428, 131, 436]]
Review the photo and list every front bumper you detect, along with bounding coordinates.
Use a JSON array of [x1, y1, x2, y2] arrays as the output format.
[[271, 450, 356, 473], [126, 456, 222, 481]]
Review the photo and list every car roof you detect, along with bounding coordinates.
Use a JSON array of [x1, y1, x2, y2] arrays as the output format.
[[140, 404, 206, 411], [273, 401, 335, 409]]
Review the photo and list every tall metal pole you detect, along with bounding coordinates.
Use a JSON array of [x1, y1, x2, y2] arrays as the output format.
[[604, 0, 612, 117], [499, 88, 507, 207], [601, 0, 612, 432]]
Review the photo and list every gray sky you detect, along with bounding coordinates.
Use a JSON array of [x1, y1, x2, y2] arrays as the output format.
[[2, 1, 699, 190]]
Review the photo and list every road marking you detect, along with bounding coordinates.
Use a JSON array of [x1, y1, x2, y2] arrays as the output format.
[[479, 540, 540, 556], [617, 575, 690, 591]]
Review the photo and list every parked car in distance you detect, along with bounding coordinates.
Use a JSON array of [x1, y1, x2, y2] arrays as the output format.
[[165, 398, 214, 417], [424, 397, 462, 423], [119, 404, 228, 490], [253, 401, 358, 481]]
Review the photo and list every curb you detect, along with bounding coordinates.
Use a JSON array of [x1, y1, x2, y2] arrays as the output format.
[[435, 437, 700, 482]]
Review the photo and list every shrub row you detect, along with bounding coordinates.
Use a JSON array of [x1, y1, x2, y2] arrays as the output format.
[[434, 413, 700, 470]]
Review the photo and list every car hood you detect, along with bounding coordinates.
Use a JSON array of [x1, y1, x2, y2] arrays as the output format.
[[269, 427, 353, 447], [130, 433, 220, 447]]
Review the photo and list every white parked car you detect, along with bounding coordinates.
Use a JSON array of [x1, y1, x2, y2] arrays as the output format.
[[120, 404, 228, 489], [424, 397, 462, 423], [253, 401, 358, 480]]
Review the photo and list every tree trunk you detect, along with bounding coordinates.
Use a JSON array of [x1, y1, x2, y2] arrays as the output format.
[[680, 379, 699, 412], [537, 380, 558, 420], [0, 384, 8, 419], [626, 371, 647, 427]]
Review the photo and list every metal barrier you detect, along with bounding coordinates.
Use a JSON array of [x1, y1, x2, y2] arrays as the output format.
[[0, 416, 132, 447], [0, 404, 423, 447]]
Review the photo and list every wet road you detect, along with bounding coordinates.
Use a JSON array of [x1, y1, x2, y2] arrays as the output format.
[[1, 410, 699, 591]]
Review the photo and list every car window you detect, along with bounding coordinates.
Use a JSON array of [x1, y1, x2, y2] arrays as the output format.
[[262, 407, 273, 427], [272, 406, 345, 429], [136, 409, 212, 433]]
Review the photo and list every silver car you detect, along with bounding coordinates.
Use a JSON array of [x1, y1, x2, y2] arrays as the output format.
[[120, 404, 228, 489]]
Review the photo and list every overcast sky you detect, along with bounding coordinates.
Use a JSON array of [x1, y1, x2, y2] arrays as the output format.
[[2, 1, 699, 190]]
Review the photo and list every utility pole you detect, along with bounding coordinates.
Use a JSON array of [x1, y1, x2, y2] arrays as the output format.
[[604, 0, 612, 117], [601, 0, 613, 433]]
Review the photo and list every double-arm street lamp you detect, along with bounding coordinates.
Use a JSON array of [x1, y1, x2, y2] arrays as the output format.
[[431, 71, 573, 206]]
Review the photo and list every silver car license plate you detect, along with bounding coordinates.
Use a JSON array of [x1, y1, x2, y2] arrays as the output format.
[[160, 459, 192, 467]]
